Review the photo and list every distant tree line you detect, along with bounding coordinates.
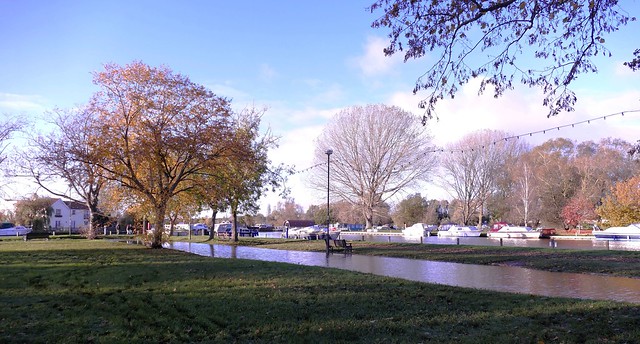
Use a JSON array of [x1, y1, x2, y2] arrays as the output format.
[[300, 134, 640, 230]]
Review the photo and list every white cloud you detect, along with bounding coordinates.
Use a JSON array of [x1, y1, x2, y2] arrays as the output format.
[[349, 36, 402, 77], [261, 122, 327, 213], [388, 80, 640, 148], [0, 93, 47, 113], [614, 61, 640, 78], [385, 80, 640, 201], [204, 82, 250, 102]]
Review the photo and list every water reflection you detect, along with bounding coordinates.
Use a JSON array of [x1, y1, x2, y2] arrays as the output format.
[[168, 242, 640, 304]]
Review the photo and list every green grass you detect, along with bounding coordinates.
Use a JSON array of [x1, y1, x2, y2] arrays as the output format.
[[1, 239, 640, 343]]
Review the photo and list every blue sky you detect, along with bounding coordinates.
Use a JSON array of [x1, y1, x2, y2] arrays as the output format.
[[1, 0, 639, 213]]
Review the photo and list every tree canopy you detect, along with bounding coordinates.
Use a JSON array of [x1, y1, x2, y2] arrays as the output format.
[[597, 175, 640, 226], [85, 62, 238, 247], [310, 104, 437, 228], [370, 0, 636, 121]]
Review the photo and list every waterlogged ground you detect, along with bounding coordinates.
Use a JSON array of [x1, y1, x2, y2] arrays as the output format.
[[176, 236, 640, 278], [167, 241, 640, 303], [2, 239, 640, 343]]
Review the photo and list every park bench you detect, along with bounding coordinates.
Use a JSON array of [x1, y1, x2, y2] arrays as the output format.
[[330, 239, 353, 253], [24, 232, 50, 241]]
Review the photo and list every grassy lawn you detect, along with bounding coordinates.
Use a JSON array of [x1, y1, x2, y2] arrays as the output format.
[[176, 235, 640, 278], [1, 239, 639, 343]]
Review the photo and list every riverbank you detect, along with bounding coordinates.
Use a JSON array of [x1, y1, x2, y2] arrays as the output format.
[[174, 235, 640, 279], [1, 239, 639, 343]]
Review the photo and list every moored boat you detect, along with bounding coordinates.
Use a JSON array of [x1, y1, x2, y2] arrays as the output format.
[[402, 223, 436, 237], [437, 224, 482, 237], [488, 225, 540, 239], [593, 224, 640, 240], [0, 223, 31, 236]]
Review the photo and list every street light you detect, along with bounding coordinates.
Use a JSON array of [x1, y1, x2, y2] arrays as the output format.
[[325, 149, 333, 254]]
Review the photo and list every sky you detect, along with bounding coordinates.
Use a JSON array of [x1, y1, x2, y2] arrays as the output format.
[[1, 0, 639, 215]]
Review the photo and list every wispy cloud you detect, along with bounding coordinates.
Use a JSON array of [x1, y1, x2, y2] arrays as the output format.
[[389, 80, 640, 148], [614, 61, 640, 78], [349, 36, 402, 77], [203, 82, 250, 102], [261, 121, 328, 211], [0, 93, 47, 113]]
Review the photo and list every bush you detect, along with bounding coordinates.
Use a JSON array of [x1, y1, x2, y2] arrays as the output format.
[[31, 218, 45, 232]]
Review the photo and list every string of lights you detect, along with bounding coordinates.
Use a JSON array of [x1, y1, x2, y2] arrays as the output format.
[[429, 108, 640, 154], [290, 108, 640, 175], [290, 162, 324, 176]]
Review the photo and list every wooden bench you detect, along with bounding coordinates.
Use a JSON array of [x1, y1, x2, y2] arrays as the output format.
[[330, 239, 352, 253], [24, 232, 50, 241]]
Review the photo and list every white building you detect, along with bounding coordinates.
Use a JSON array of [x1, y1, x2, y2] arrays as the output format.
[[49, 199, 90, 233]]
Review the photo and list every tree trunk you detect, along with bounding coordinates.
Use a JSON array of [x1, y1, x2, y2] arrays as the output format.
[[232, 210, 239, 242], [209, 209, 218, 240], [151, 204, 167, 249], [85, 196, 102, 239], [364, 207, 373, 229], [87, 209, 98, 239]]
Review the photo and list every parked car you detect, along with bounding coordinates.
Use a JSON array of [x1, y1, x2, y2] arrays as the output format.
[[214, 223, 232, 235], [213, 223, 257, 237], [193, 223, 209, 235]]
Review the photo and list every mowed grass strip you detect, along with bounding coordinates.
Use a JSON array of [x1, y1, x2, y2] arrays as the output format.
[[0, 240, 638, 343]]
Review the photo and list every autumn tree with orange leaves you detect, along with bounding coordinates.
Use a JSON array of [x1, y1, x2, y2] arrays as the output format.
[[86, 61, 238, 248], [597, 175, 640, 227]]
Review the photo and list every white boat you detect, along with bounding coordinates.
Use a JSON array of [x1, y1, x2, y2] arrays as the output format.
[[402, 223, 436, 237], [316, 226, 341, 240], [488, 225, 540, 239], [593, 224, 640, 240], [284, 226, 323, 239], [437, 225, 482, 237], [0, 223, 31, 236]]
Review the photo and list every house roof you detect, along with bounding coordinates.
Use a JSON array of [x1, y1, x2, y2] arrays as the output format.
[[63, 201, 89, 210], [283, 220, 315, 228]]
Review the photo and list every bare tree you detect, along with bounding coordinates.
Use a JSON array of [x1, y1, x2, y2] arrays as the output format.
[[530, 138, 581, 227], [0, 116, 24, 164], [370, 0, 636, 120], [0, 116, 25, 196], [24, 108, 107, 238], [440, 130, 523, 225], [513, 160, 536, 226], [309, 104, 437, 229]]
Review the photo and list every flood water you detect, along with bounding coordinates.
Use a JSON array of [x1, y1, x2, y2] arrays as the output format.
[[167, 241, 640, 304], [258, 231, 640, 251]]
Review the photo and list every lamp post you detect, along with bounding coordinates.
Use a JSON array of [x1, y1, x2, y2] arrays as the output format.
[[325, 149, 333, 254]]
